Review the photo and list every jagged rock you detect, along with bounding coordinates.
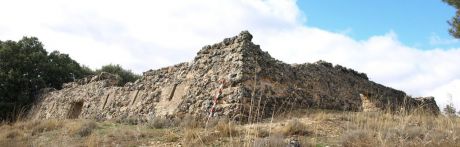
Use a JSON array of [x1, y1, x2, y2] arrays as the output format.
[[28, 31, 440, 121]]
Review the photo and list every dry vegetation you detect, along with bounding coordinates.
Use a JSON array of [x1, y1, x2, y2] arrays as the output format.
[[1, 109, 459, 147]]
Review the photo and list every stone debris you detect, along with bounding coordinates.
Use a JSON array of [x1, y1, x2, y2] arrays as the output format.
[[29, 31, 440, 122]]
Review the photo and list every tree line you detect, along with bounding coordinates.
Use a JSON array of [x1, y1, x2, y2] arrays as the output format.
[[0, 37, 140, 121]]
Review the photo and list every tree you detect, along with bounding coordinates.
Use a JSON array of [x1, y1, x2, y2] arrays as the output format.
[[443, 0, 460, 38], [46, 51, 94, 89], [0, 37, 49, 120], [95, 64, 140, 86], [0, 37, 93, 121], [443, 103, 457, 117], [443, 93, 457, 117], [0, 37, 139, 121]]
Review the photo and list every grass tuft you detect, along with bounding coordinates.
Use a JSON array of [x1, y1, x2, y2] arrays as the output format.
[[341, 129, 375, 147], [215, 119, 239, 137], [31, 119, 63, 135], [281, 119, 309, 136]]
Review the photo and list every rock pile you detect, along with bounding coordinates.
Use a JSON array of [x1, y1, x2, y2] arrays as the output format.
[[29, 31, 439, 122]]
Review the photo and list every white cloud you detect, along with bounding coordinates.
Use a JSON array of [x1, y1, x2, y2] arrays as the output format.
[[255, 27, 460, 110], [428, 80, 460, 110], [0, 0, 303, 70], [0, 0, 459, 110]]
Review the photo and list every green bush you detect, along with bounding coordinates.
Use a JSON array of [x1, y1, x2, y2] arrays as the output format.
[[0, 37, 93, 121], [0, 37, 140, 121], [95, 64, 140, 86]]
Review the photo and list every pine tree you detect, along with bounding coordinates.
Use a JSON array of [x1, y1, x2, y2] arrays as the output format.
[[443, 0, 460, 38]]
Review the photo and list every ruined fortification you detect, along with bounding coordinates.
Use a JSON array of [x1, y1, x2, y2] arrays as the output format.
[[29, 31, 439, 122]]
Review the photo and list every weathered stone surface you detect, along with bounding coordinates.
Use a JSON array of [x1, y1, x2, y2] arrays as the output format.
[[29, 31, 440, 122]]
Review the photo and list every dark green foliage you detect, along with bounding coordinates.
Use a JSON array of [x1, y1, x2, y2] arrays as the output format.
[[443, 0, 460, 38], [0, 37, 94, 121], [95, 64, 140, 86], [0, 37, 139, 121], [80, 65, 94, 77], [46, 51, 95, 89]]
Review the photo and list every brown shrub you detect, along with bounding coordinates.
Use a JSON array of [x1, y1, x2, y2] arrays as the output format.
[[14, 120, 41, 131], [205, 117, 220, 128], [402, 126, 426, 140], [102, 127, 149, 145], [81, 121, 97, 137], [182, 127, 219, 146], [164, 131, 180, 142], [0, 140, 30, 147], [215, 119, 239, 137], [183, 128, 201, 143], [250, 126, 269, 138], [31, 119, 63, 135], [67, 120, 98, 137], [180, 115, 203, 129], [115, 116, 140, 125], [341, 129, 376, 147], [281, 119, 309, 136], [4, 129, 22, 139], [147, 117, 180, 129], [85, 133, 101, 147]]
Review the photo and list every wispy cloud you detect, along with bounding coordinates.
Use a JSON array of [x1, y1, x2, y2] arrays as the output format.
[[0, 0, 459, 109]]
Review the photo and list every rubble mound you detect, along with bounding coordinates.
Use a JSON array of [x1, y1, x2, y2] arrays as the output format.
[[29, 31, 439, 122]]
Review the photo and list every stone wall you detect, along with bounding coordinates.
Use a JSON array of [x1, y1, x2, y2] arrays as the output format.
[[29, 31, 439, 122]]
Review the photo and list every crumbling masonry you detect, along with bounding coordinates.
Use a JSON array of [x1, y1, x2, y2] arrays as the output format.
[[29, 31, 439, 122]]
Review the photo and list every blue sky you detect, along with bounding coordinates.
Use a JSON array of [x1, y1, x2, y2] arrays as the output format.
[[298, 0, 458, 49]]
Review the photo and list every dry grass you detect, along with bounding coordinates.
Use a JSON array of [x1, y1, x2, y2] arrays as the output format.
[[84, 123, 173, 146], [341, 129, 376, 147], [215, 119, 239, 137], [182, 128, 223, 147], [249, 126, 270, 138], [181, 114, 205, 129], [147, 117, 181, 129], [4, 128, 23, 139], [0, 109, 458, 147], [31, 119, 64, 135], [183, 128, 202, 143], [334, 110, 460, 147], [66, 120, 97, 137], [280, 119, 310, 136], [253, 134, 285, 147], [85, 133, 100, 147], [0, 119, 67, 146], [164, 131, 180, 142], [181, 118, 240, 146], [147, 117, 170, 129]]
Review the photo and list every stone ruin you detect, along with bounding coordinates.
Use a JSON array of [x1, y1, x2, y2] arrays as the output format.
[[29, 31, 440, 122]]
